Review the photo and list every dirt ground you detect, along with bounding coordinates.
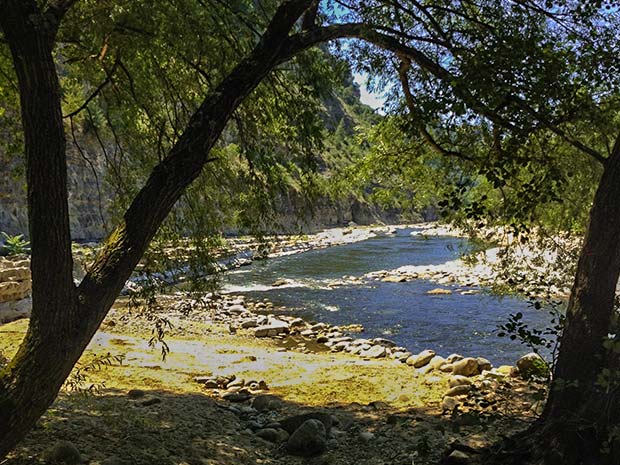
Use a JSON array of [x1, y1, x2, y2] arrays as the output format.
[[0, 306, 544, 465]]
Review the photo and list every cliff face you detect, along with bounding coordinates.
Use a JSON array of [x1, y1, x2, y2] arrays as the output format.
[[0, 136, 110, 241], [0, 72, 393, 242]]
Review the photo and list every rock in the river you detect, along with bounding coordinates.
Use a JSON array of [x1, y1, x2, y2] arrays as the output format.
[[382, 275, 407, 283], [451, 357, 480, 377], [516, 352, 548, 379], [360, 345, 386, 358], [44, 441, 82, 464], [407, 349, 436, 368], [286, 419, 328, 457], [427, 288, 452, 295], [272, 279, 289, 287]]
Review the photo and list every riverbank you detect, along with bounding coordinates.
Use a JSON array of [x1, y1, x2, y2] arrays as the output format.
[[0, 290, 547, 465]]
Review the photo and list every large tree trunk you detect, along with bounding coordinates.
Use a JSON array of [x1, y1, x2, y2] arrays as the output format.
[[491, 134, 620, 465], [533, 133, 620, 464], [0, 0, 313, 457]]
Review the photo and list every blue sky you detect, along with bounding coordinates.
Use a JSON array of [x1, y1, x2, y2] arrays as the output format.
[[353, 72, 387, 110]]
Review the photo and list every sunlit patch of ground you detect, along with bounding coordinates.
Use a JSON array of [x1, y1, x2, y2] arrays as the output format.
[[0, 313, 539, 465]]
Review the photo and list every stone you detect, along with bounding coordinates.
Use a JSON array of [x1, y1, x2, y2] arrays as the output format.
[[272, 279, 289, 287], [445, 385, 472, 397], [360, 345, 386, 358], [447, 353, 464, 363], [227, 304, 247, 314], [226, 378, 245, 389], [442, 396, 460, 411], [516, 352, 548, 379], [252, 395, 282, 412], [382, 275, 407, 283], [127, 389, 145, 399], [359, 431, 375, 442], [255, 428, 281, 442], [279, 412, 333, 434], [481, 370, 505, 380], [286, 419, 327, 457], [254, 320, 290, 337], [449, 375, 473, 388], [451, 358, 480, 376], [241, 319, 258, 329], [427, 288, 452, 295], [44, 441, 81, 464], [410, 349, 436, 368], [476, 357, 492, 372], [222, 391, 251, 402], [445, 450, 470, 464], [372, 337, 396, 347]]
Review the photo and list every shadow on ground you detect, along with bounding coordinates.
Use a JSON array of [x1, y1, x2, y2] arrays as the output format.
[[4, 386, 534, 465]]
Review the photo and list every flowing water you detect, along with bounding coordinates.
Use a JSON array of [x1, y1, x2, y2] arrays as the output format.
[[223, 228, 553, 365]]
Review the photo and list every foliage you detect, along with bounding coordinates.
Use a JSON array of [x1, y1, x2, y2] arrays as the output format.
[[63, 352, 125, 395], [0, 232, 30, 256]]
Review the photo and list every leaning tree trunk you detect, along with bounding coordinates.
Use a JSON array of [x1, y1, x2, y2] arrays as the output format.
[[527, 133, 620, 465], [0, 0, 314, 457]]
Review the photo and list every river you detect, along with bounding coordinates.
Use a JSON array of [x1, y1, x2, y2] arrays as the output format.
[[223, 227, 554, 365]]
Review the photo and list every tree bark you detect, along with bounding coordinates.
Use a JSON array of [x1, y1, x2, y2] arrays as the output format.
[[0, 0, 314, 457], [530, 133, 620, 464]]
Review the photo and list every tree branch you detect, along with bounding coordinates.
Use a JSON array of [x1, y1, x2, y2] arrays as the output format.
[[397, 59, 473, 162]]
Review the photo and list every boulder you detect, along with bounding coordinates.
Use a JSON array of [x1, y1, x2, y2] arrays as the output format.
[[445, 385, 472, 397], [252, 395, 282, 412], [442, 396, 460, 412], [516, 353, 548, 379], [360, 345, 386, 358], [476, 357, 492, 372], [279, 412, 333, 434], [451, 357, 480, 377], [448, 375, 473, 388], [254, 320, 290, 337], [286, 419, 327, 457], [408, 349, 436, 368]]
